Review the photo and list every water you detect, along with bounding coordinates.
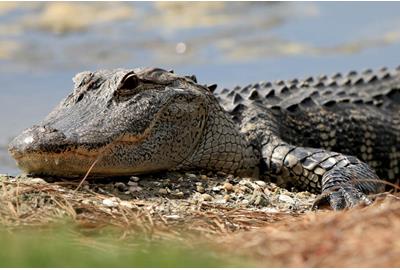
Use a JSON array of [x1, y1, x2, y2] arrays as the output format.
[[1, 2, 400, 175]]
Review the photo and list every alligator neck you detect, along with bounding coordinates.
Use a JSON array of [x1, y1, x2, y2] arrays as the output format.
[[177, 99, 260, 177]]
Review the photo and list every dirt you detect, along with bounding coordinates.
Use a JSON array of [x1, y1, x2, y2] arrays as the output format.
[[0, 172, 399, 267]]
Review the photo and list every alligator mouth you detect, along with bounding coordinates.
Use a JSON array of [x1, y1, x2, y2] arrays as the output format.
[[10, 144, 155, 178], [12, 152, 95, 177], [8, 125, 155, 177]]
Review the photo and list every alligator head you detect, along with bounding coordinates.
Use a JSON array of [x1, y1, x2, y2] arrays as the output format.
[[9, 68, 214, 177], [9, 68, 258, 177]]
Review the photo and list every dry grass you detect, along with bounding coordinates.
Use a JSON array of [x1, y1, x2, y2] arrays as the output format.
[[216, 193, 400, 267], [0, 176, 292, 236], [0, 175, 399, 267]]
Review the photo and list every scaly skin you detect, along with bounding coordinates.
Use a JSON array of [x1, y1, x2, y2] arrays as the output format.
[[8, 66, 400, 210]]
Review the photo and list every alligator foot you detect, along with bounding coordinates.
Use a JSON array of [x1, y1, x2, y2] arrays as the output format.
[[313, 162, 384, 210], [312, 185, 372, 210]]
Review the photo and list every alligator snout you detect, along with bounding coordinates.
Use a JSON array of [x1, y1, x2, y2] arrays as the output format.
[[8, 123, 107, 177], [8, 125, 68, 158]]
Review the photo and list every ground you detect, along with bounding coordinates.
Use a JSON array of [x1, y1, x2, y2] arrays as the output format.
[[0, 172, 399, 267]]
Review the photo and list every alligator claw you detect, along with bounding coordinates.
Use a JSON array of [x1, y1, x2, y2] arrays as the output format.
[[313, 162, 383, 210], [313, 185, 372, 210]]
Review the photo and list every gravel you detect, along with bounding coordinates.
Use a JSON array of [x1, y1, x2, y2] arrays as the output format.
[[97, 171, 317, 214], [0, 171, 318, 221]]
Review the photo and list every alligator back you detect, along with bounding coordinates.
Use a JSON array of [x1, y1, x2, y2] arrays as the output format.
[[215, 67, 400, 181]]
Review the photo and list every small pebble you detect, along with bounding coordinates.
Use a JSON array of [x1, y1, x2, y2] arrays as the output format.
[[226, 174, 234, 181], [255, 180, 267, 188], [81, 199, 90, 205], [196, 186, 205, 193], [153, 181, 162, 187], [269, 183, 278, 191], [129, 186, 143, 193], [130, 182, 139, 187], [235, 186, 245, 194], [130, 176, 140, 182], [223, 182, 233, 191], [212, 186, 222, 192], [224, 194, 230, 201], [165, 214, 181, 219], [102, 198, 117, 208], [120, 201, 134, 209], [127, 181, 138, 186], [264, 188, 272, 194], [297, 191, 314, 199], [201, 194, 213, 201], [253, 193, 269, 206], [173, 191, 184, 198], [158, 188, 168, 195], [278, 194, 295, 204], [31, 178, 47, 184], [200, 175, 208, 180], [239, 185, 250, 193], [239, 179, 250, 186], [264, 207, 279, 213], [214, 198, 226, 204], [115, 182, 128, 192], [95, 188, 107, 195], [185, 173, 197, 179]]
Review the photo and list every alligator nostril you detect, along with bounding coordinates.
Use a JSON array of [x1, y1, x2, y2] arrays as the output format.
[[23, 135, 34, 145], [9, 125, 67, 157], [39, 125, 59, 133]]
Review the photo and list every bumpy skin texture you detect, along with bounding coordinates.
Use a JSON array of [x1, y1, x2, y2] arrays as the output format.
[[218, 66, 400, 209], [8, 66, 400, 210]]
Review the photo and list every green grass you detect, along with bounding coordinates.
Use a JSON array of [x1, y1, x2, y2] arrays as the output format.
[[0, 224, 241, 267]]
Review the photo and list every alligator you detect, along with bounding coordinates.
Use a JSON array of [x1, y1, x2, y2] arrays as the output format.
[[8, 66, 400, 210]]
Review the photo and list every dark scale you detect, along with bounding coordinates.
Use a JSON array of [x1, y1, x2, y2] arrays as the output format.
[[218, 66, 400, 209]]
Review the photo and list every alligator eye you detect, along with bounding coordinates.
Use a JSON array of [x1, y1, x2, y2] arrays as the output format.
[[118, 73, 139, 91]]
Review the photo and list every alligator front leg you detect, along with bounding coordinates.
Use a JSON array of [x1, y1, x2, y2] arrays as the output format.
[[262, 135, 385, 210]]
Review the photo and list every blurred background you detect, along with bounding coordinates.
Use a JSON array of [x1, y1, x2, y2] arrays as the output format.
[[1, 1, 400, 175]]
